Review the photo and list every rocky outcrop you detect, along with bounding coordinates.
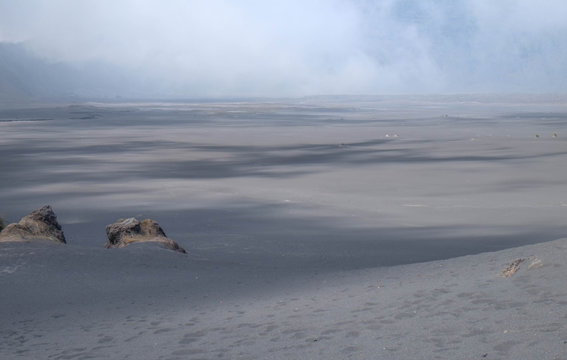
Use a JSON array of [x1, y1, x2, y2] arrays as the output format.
[[0, 205, 66, 244], [105, 218, 186, 253]]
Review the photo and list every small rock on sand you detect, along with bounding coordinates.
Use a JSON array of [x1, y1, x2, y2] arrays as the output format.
[[0, 205, 66, 244], [501, 258, 525, 278], [105, 217, 186, 254]]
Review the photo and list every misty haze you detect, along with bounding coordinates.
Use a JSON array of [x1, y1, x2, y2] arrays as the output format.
[[1, 1, 567, 359]]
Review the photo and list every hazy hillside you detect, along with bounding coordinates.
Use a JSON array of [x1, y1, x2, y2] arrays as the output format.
[[0, 42, 161, 103], [0, 43, 35, 101]]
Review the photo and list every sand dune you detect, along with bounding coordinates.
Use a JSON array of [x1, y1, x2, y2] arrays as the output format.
[[1, 96, 566, 359], [1, 237, 566, 359]]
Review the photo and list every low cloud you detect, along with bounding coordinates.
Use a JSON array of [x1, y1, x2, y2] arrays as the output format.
[[1, 0, 565, 96]]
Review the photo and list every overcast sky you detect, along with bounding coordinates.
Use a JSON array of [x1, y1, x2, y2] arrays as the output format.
[[1, 0, 566, 97]]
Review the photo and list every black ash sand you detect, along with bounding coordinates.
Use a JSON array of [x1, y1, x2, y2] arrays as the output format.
[[1, 95, 567, 359]]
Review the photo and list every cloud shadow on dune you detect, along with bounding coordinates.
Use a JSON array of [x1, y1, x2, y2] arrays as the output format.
[[53, 201, 567, 273], [3, 134, 567, 189]]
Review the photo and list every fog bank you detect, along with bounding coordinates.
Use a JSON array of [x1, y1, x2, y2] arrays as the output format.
[[1, 0, 566, 97]]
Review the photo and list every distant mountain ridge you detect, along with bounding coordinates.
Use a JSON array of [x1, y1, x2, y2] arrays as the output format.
[[0, 42, 160, 103], [0, 43, 35, 101]]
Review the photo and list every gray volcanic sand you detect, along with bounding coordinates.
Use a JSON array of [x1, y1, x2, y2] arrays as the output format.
[[1, 95, 567, 359]]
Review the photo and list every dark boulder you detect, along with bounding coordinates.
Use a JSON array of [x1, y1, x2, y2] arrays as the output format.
[[105, 217, 186, 254], [0, 205, 66, 244]]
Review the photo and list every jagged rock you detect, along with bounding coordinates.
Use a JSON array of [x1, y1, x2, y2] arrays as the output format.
[[0, 205, 66, 244], [105, 217, 186, 254]]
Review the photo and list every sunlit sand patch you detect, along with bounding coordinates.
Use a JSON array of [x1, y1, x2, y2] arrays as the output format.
[[528, 258, 543, 270]]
